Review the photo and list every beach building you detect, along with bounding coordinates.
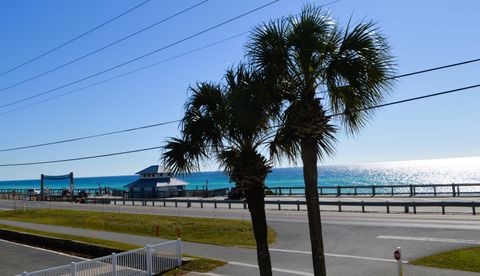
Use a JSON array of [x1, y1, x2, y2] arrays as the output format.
[[125, 165, 187, 198]]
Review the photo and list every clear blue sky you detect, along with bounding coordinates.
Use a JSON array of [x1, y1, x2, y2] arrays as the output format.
[[0, 0, 479, 180]]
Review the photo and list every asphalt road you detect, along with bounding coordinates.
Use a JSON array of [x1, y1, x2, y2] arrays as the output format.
[[0, 239, 84, 275], [0, 200, 479, 275]]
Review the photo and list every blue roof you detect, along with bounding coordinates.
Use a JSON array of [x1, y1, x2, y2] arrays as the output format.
[[136, 165, 161, 174]]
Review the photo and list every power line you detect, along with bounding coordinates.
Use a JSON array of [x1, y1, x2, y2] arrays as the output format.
[[0, 0, 152, 78], [0, 146, 164, 167], [392, 58, 480, 79], [0, 0, 209, 94], [0, 32, 250, 117], [0, 0, 280, 110], [317, 57, 480, 95], [1, 63, 479, 152], [0, 82, 478, 165], [0, 120, 180, 153], [0, 1, 344, 115], [0, 0, 338, 112], [332, 83, 480, 116]]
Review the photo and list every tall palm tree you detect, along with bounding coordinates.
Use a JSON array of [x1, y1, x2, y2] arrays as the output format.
[[247, 5, 395, 275], [163, 65, 277, 276]]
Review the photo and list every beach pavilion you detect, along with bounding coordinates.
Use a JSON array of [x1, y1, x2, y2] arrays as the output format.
[[125, 165, 187, 198]]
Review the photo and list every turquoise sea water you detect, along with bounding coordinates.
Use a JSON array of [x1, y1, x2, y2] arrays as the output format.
[[1, 156, 480, 190]]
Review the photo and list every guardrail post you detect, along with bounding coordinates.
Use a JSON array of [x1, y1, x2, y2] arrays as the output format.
[[146, 245, 153, 276], [338, 201, 342, 212], [361, 201, 365, 213], [371, 186, 376, 197], [413, 202, 417, 214], [391, 187, 394, 197], [112, 252, 117, 276], [289, 188, 292, 196], [336, 186, 341, 197], [113, 198, 116, 205], [457, 185, 461, 196], [354, 187, 357, 196], [243, 202, 247, 209], [176, 238, 183, 266], [228, 202, 231, 209], [175, 200, 178, 208], [409, 185, 413, 197], [187, 200, 191, 208], [200, 201, 203, 208], [404, 204, 409, 213], [297, 200, 300, 211], [319, 187, 323, 196], [70, 262, 76, 276], [277, 200, 281, 210], [152, 200, 155, 206], [386, 201, 390, 214], [214, 201, 217, 209], [433, 186, 437, 196], [442, 202, 446, 215], [123, 198, 125, 205], [452, 183, 456, 197], [472, 202, 476, 215]]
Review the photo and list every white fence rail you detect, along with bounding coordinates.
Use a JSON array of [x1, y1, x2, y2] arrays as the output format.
[[20, 239, 182, 276]]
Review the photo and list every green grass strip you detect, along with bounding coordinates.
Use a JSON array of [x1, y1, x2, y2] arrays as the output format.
[[0, 209, 276, 248], [411, 246, 480, 272], [163, 258, 227, 275]]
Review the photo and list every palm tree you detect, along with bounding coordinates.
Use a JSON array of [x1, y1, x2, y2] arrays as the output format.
[[247, 5, 395, 275], [163, 65, 277, 276]]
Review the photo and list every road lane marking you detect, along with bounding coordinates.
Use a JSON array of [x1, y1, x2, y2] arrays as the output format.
[[269, 248, 408, 263], [229, 261, 314, 275], [377, 235, 480, 244]]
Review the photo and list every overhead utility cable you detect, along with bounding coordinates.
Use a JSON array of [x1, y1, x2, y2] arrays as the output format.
[[0, 0, 280, 110], [0, 62, 478, 152], [0, 0, 209, 94], [0, 0, 152, 78], [0, 82, 478, 166], [0, 32, 250, 117]]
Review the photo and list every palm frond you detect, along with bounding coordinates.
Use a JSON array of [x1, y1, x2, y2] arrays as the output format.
[[162, 136, 206, 174], [183, 82, 227, 150], [325, 20, 396, 132]]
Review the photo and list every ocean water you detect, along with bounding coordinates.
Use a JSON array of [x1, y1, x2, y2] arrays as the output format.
[[1, 156, 479, 190]]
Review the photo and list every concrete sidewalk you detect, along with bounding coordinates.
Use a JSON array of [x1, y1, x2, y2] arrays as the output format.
[[0, 219, 477, 276]]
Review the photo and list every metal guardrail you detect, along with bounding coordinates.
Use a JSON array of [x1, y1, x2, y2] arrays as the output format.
[[91, 197, 480, 215], [20, 239, 182, 276]]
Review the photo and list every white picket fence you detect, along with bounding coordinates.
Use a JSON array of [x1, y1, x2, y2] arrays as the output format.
[[20, 239, 182, 276]]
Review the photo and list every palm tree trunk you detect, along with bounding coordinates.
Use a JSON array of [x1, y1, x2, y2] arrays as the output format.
[[246, 190, 272, 276], [301, 138, 327, 276]]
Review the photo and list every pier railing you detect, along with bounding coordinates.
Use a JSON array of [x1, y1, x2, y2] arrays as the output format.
[[268, 183, 480, 197], [2, 183, 480, 200]]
